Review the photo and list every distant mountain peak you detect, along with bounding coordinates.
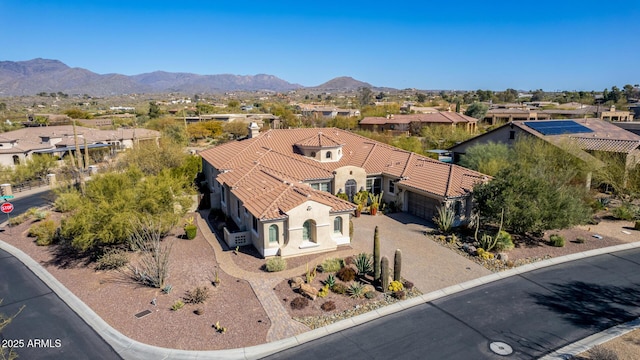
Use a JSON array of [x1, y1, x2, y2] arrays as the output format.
[[313, 76, 373, 90]]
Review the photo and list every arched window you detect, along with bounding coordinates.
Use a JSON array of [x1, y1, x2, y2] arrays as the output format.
[[326, 151, 332, 159], [303, 220, 315, 242], [333, 217, 342, 234], [269, 224, 278, 243]]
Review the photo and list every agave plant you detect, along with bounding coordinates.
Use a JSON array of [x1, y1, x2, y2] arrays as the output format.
[[347, 282, 365, 299], [354, 252, 372, 276], [324, 273, 336, 287]]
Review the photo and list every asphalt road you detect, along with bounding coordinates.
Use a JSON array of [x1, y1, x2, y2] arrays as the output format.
[[0, 248, 121, 360], [265, 248, 640, 360]]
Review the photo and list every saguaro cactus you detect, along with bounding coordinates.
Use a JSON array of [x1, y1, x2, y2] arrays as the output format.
[[381, 256, 390, 292], [394, 249, 402, 282], [373, 226, 381, 283]]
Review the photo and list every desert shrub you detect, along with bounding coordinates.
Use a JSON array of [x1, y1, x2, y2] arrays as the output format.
[[323, 274, 336, 288], [290, 297, 309, 310], [171, 300, 185, 311], [354, 253, 372, 276], [343, 256, 355, 265], [321, 301, 336, 312], [331, 283, 348, 295], [587, 345, 618, 360], [336, 266, 356, 282], [320, 258, 343, 273], [389, 280, 404, 292], [612, 203, 637, 220], [494, 230, 514, 251], [403, 280, 414, 290], [184, 224, 197, 239], [28, 219, 58, 246], [549, 234, 565, 247], [392, 290, 406, 300], [265, 256, 287, 272], [8, 213, 30, 226], [318, 284, 329, 298], [54, 191, 83, 213], [635, 221, 640, 230], [476, 248, 494, 260], [95, 248, 129, 270], [183, 286, 210, 304], [364, 291, 376, 299], [348, 282, 365, 299], [575, 237, 586, 244]]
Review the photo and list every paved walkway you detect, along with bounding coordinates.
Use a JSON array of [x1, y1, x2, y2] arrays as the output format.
[[195, 209, 492, 344]]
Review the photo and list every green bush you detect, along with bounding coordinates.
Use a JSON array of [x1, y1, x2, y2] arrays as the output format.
[[54, 191, 83, 213], [95, 249, 129, 270], [320, 258, 343, 273], [612, 203, 638, 221], [494, 230, 514, 251], [575, 237, 586, 244], [635, 221, 640, 230], [265, 256, 287, 272], [184, 224, 197, 240], [323, 274, 336, 287], [28, 220, 58, 246], [336, 266, 356, 282], [8, 213, 29, 226], [549, 234, 565, 247]]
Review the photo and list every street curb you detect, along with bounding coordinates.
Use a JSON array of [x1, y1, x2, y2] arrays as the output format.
[[2, 239, 640, 359]]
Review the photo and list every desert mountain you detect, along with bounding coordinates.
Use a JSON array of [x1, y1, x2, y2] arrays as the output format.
[[311, 76, 373, 91], [0, 58, 306, 96]]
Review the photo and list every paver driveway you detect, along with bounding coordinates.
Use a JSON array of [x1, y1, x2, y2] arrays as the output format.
[[350, 212, 491, 293]]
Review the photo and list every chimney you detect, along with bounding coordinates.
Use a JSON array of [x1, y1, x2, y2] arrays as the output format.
[[248, 122, 260, 138]]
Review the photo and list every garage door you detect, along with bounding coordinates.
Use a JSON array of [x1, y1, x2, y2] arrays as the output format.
[[407, 192, 438, 220]]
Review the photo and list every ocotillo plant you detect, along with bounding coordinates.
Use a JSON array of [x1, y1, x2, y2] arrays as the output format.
[[381, 256, 390, 292], [373, 226, 381, 283], [394, 249, 402, 282]]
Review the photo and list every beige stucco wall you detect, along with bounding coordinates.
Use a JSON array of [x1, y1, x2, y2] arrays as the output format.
[[279, 200, 337, 258], [333, 165, 367, 194]]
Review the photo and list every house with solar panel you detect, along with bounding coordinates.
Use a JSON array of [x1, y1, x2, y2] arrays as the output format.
[[449, 119, 640, 174], [200, 124, 489, 258]]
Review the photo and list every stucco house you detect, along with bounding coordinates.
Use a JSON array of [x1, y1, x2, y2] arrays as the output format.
[[0, 125, 160, 167], [360, 112, 478, 135], [200, 124, 488, 258]]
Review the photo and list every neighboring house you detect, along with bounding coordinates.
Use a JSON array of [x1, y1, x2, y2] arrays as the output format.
[[296, 104, 361, 119], [0, 125, 160, 167], [200, 125, 488, 258], [183, 113, 280, 129], [483, 104, 632, 125], [449, 119, 640, 172], [359, 112, 478, 135]]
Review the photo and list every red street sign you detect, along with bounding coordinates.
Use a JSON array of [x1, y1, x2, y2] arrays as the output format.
[[1, 202, 13, 213]]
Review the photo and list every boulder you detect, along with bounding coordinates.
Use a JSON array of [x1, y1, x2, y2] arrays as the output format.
[[497, 252, 508, 261], [300, 283, 319, 300], [290, 277, 304, 290], [363, 284, 376, 294]]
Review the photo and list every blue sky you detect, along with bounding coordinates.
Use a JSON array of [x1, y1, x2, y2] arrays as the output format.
[[2, 0, 639, 90]]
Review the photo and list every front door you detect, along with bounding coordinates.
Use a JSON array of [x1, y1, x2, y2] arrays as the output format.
[[345, 179, 357, 202]]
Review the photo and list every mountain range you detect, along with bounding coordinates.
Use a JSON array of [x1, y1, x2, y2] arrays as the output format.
[[0, 58, 378, 96]]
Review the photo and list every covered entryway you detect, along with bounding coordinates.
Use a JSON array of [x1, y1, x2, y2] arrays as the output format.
[[407, 191, 439, 220], [345, 179, 357, 202]]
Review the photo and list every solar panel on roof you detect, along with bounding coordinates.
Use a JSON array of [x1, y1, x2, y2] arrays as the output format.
[[524, 121, 594, 136]]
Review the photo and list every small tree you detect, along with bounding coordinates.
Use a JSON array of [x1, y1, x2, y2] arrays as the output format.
[[464, 102, 489, 120]]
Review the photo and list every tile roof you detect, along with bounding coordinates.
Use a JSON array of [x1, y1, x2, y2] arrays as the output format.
[[295, 132, 344, 148], [201, 128, 488, 219], [513, 119, 640, 154], [360, 112, 477, 126]]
